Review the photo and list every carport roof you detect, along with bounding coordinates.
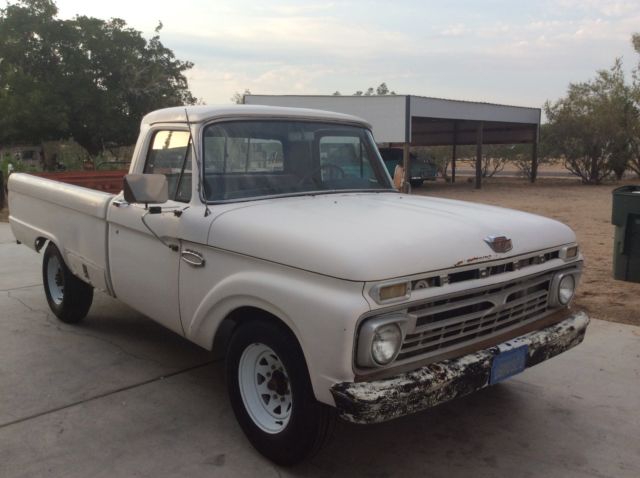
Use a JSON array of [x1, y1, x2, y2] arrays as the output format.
[[244, 94, 541, 145]]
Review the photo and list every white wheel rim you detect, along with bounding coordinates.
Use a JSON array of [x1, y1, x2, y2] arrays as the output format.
[[238, 343, 292, 434], [46, 255, 64, 305]]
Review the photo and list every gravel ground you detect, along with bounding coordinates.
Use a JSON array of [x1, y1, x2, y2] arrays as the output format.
[[417, 177, 640, 327]]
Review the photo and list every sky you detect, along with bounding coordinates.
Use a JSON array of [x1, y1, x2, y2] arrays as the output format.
[[52, 0, 640, 108]]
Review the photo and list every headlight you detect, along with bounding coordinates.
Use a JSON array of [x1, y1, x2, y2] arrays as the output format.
[[558, 274, 575, 305], [549, 272, 577, 307], [371, 323, 402, 365], [356, 316, 407, 368]]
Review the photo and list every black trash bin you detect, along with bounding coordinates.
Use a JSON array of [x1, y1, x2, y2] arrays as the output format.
[[612, 185, 640, 283]]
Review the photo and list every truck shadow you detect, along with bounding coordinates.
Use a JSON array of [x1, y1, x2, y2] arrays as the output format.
[[84, 294, 566, 477], [299, 383, 564, 477]]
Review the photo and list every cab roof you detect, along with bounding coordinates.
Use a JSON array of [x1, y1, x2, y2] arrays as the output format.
[[141, 104, 371, 129]]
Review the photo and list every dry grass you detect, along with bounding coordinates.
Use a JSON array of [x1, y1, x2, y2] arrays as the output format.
[[417, 177, 640, 327]]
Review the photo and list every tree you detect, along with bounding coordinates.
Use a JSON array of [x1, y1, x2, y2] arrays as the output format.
[[231, 89, 251, 104], [0, 1, 70, 148], [479, 145, 513, 178], [629, 33, 640, 177], [376, 82, 389, 95], [0, 0, 196, 160], [544, 59, 637, 184], [349, 83, 395, 96]]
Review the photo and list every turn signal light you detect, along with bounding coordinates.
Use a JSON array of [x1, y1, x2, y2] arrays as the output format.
[[566, 246, 579, 259], [379, 283, 409, 301]]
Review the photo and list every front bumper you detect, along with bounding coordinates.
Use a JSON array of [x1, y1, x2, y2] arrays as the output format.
[[331, 311, 589, 424]]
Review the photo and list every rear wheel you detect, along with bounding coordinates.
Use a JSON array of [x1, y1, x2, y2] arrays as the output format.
[[410, 179, 424, 188], [226, 320, 335, 465], [43, 243, 93, 323]]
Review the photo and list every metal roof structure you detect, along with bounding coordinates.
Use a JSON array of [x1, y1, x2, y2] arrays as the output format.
[[244, 94, 542, 189]]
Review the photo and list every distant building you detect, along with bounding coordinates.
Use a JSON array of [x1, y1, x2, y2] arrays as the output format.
[[0, 145, 43, 169]]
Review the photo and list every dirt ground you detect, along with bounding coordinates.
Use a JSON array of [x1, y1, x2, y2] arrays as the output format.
[[1, 176, 638, 326], [417, 177, 640, 327]]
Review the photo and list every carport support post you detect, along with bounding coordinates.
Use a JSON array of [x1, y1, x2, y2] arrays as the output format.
[[531, 125, 539, 183], [451, 120, 458, 183], [475, 122, 483, 189], [402, 142, 410, 193]]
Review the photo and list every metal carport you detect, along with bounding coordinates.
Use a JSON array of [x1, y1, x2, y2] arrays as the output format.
[[244, 94, 541, 190]]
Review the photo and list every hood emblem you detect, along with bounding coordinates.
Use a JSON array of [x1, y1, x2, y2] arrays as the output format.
[[484, 235, 513, 253]]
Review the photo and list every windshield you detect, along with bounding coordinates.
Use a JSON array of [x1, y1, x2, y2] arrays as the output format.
[[201, 120, 393, 202]]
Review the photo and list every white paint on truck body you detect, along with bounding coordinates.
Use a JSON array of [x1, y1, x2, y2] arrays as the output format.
[[8, 105, 583, 407]]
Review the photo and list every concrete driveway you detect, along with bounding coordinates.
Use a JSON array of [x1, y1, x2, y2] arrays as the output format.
[[1, 222, 639, 478]]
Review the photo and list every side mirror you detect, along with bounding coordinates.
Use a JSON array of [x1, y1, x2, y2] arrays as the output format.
[[123, 174, 168, 204]]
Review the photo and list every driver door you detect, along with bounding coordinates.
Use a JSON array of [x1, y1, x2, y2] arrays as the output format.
[[107, 128, 192, 335]]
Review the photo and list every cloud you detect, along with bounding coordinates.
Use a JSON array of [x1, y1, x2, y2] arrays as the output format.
[[440, 23, 467, 37], [554, 0, 637, 17], [172, 15, 411, 61], [53, 0, 640, 107]]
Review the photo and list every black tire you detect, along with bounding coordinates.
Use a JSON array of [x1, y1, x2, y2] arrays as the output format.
[[226, 320, 336, 466], [410, 179, 423, 188], [42, 242, 93, 324]]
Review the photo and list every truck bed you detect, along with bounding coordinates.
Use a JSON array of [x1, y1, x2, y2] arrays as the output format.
[[8, 173, 114, 293], [30, 170, 127, 195]]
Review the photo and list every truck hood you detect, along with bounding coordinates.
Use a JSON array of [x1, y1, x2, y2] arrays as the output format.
[[207, 193, 576, 281]]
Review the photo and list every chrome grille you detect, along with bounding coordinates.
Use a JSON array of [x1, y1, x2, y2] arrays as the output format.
[[411, 249, 560, 290], [398, 271, 554, 361]]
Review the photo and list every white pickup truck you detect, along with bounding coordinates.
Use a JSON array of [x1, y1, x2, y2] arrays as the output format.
[[8, 105, 589, 465]]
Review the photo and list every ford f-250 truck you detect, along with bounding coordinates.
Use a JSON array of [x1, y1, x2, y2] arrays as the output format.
[[8, 105, 589, 465]]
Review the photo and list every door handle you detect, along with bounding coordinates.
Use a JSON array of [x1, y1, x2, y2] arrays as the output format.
[[112, 199, 129, 208], [181, 249, 206, 268]]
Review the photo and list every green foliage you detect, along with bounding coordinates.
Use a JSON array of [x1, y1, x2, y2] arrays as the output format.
[[0, 0, 196, 159], [1, 155, 39, 176], [544, 58, 638, 184], [629, 33, 640, 177], [231, 89, 251, 104], [353, 83, 395, 96]]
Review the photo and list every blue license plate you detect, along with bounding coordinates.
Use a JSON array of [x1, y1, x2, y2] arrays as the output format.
[[489, 345, 528, 385]]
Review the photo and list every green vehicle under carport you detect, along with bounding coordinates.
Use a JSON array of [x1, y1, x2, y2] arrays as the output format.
[[378, 147, 438, 187]]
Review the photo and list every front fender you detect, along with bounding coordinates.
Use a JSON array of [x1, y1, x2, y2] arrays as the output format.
[[179, 254, 370, 405], [186, 273, 302, 350]]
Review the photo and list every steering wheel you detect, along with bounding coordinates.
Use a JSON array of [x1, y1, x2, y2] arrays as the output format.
[[298, 163, 346, 186]]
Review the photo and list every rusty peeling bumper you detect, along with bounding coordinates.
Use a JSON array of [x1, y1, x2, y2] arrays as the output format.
[[331, 311, 590, 425]]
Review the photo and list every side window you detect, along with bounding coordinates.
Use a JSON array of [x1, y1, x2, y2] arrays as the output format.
[[144, 130, 192, 202], [319, 135, 374, 180]]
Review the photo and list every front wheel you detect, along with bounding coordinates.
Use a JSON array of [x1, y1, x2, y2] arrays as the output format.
[[43, 242, 93, 323], [226, 320, 335, 465]]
